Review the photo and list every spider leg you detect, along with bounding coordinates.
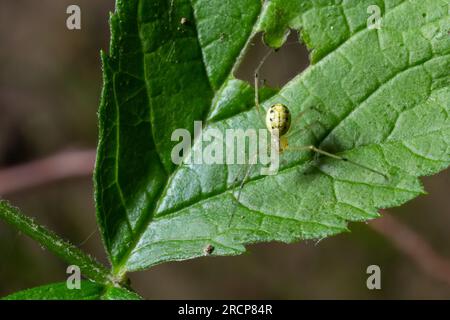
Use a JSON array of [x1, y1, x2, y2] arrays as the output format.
[[285, 120, 323, 139], [254, 49, 274, 127], [286, 105, 325, 138], [228, 153, 258, 227], [285, 145, 388, 180]]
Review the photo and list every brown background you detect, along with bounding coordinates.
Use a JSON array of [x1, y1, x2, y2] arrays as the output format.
[[0, 1, 449, 299]]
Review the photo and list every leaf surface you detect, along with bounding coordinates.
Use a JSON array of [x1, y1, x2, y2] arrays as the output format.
[[95, 0, 450, 274]]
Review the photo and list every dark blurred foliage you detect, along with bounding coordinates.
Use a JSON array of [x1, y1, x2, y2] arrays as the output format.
[[0, 1, 449, 299]]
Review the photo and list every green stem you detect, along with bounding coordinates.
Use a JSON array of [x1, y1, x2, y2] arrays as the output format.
[[0, 200, 112, 285]]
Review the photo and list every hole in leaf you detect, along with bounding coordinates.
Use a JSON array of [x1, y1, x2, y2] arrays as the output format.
[[234, 30, 310, 88]]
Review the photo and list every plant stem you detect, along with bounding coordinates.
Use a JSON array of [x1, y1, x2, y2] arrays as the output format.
[[0, 200, 112, 285]]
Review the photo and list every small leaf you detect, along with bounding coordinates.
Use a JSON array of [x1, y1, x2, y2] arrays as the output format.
[[2, 282, 141, 300], [0, 201, 111, 285], [96, 0, 450, 274]]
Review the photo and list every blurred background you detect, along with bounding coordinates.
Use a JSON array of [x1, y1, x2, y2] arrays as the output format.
[[1, 1, 450, 299]]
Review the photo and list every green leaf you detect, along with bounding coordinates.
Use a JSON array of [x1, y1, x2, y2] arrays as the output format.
[[2, 281, 141, 300], [0, 201, 111, 285], [96, 0, 450, 275]]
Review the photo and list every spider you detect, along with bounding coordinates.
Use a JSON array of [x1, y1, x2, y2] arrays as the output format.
[[228, 48, 388, 226]]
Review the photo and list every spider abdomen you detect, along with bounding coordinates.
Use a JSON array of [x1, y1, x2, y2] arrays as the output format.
[[265, 103, 291, 136]]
